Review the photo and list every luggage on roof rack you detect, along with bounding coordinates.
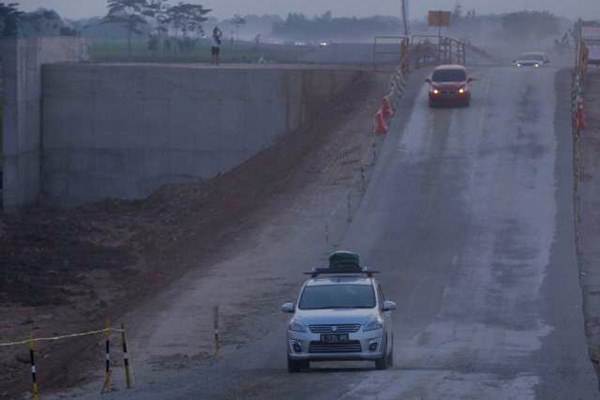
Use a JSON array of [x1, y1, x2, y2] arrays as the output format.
[[304, 251, 379, 278], [329, 251, 360, 269]]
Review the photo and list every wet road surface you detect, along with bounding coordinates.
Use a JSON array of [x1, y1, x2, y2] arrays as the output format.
[[55, 66, 597, 400]]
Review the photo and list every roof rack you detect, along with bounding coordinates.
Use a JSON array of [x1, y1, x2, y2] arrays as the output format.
[[304, 266, 380, 278], [303, 250, 379, 278]]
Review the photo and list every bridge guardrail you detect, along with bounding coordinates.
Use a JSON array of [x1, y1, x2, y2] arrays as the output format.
[[573, 28, 590, 138], [372, 35, 410, 71], [410, 34, 466, 67]]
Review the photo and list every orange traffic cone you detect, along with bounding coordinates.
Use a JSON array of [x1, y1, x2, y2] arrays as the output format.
[[382, 97, 394, 119], [578, 109, 587, 130], [577, 103, 587, 130], [374, 109, 388, 134]]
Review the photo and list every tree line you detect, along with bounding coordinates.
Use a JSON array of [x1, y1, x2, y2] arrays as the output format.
[[273, 11, 402, 40], [103, 0, 212, 56], [0, 2, 22, 36], [0, 3, 572, 51], [0, 1, 215, 54]]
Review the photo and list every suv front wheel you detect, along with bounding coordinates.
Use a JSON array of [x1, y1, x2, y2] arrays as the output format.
[[375, 354, 388, 370], [375, 337, 393, 370], [288, 358, 309, 373]]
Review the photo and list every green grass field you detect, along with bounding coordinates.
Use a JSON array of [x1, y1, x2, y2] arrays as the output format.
[[88, 39, 313, 64]]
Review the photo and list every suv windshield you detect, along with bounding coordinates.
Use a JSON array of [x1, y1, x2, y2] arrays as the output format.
[[432, 69, 467, 83], [298, 284, 376, 310], [521, 53, 544, 61]]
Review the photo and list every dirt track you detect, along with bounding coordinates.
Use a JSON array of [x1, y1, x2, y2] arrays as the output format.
[[0, 69, 389, 399]]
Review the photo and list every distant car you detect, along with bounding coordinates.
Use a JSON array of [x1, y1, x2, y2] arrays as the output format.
[[319, 41, 329, 47], [513, 52, 550, 68], [426, 64, 474, 108], [281, 251, 396, 373]]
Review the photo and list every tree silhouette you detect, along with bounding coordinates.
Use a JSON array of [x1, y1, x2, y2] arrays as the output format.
[[273, 12, 401, 40], [501, 11, 560, 41], [145, 0, 169, 53], [0, 2, 23, 37], [167, 2, 210, 39], [231, 14, 246, 42], [22, 8, 63, 35], [103, 0, 151, 58]]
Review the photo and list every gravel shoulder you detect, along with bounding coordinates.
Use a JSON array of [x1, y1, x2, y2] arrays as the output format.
[[575, 68, 600, 386]]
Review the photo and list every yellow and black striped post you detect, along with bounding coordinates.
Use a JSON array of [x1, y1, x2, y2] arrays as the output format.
[[213, 305, 220, 357], [101, 321, 112, 393], [29, 338, 40, 400], [121, 323, 132, 389]]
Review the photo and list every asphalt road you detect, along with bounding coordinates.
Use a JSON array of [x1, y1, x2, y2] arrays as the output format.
[[54, 65, 598, 400], [341, 66, 597, 399]]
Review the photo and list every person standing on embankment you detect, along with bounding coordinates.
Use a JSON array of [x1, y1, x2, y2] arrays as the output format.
[[212, 26, 223, 65]]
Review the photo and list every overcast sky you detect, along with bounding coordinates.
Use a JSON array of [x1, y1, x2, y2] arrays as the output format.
[[16, 0, 599, 21]]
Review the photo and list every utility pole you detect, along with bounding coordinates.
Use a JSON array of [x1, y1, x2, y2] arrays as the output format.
[[401, 0, 409, 36]]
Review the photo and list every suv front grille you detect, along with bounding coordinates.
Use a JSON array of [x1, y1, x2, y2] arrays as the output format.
[[309, 341, 362, 353], [309, 324, 361, 334]]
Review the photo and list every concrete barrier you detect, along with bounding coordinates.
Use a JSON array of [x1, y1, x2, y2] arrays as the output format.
[[41, 64, 365, 206], [0, 37, 87, 210]]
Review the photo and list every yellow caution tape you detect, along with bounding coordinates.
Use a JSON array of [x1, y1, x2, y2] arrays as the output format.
[[0, 328, 125, 348]]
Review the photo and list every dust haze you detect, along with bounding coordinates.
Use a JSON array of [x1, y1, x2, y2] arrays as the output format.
[[16, 0, 600, 20]]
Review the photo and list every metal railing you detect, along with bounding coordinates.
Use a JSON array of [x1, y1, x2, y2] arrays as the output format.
[[410, 34, 466, 68], [372, 35, 409, 70]]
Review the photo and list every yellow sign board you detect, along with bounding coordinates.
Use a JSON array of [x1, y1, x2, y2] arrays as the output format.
[[428, 11, 451, 27]]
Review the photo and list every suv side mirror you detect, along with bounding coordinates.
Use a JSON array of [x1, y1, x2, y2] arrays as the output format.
[[425, 78, 432, 84], [467, 77, 476, 83], [382, 300, 397, 312], [281, 302, 295, 313]]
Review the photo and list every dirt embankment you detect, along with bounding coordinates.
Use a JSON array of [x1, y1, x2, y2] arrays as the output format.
[[575, 69, 600, 385], [0, 70, 389, 398]]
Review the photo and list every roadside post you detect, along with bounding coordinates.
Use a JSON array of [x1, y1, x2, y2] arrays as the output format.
[[29, 337, 40, 400], [121, 323, 133, 389], [214, 305, 220, 357], [427, 11, 451, 63], [101, 320, 112, 393]]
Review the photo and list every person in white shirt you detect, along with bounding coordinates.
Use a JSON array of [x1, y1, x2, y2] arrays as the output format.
[[212, 26, 223, 65]]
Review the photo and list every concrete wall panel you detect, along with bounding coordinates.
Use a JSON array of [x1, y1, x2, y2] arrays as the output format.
[[41, 64, 364, 206], [1, 37, 87, 209]]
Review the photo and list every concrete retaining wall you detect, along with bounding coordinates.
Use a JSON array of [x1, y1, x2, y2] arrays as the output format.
[[42, 64, 365, 206], [0, 37, 87, 210]]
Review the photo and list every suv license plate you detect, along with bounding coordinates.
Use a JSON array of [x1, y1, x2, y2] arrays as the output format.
[[321, 334, 349, 343]]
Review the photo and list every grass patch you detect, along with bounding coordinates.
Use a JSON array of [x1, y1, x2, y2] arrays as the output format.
[[89, 40, 314, 64], [88, 39, 314, 64]]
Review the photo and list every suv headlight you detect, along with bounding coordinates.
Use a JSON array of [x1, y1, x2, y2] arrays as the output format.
[[289, 321, 307, 333], [363, 319, 384, 332]]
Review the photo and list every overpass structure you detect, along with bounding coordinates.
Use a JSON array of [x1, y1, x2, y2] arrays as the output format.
[[1, 35, 473, 209]]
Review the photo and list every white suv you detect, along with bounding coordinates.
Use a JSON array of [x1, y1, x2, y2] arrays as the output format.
[[281, 251, 396, 372]]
